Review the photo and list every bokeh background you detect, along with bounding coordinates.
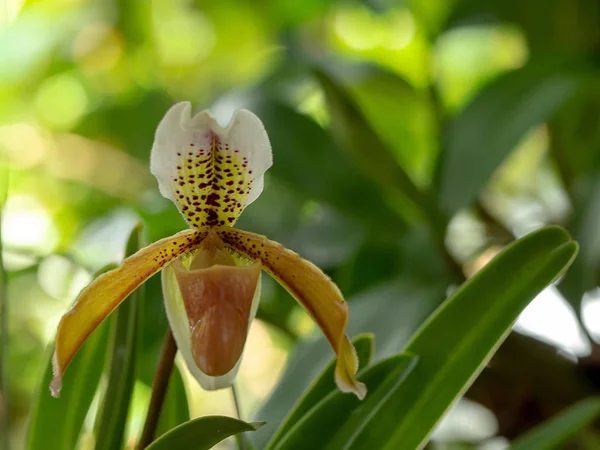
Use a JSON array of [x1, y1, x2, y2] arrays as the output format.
[[1, 0, 600, 448]]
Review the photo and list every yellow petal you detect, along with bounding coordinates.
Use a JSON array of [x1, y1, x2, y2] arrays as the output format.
[[50, 229, 206, 397], [216, 227, 367, 399]]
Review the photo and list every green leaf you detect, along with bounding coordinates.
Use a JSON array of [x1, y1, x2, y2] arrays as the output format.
[[346, 68, 438, 188], [253, 100, 407, 236], [269, 354, 418, 450], [145, 416, 264, 450], [0, 167, 8, 450], [94, 225, 143, 450], [27, 318, 110, 450], [511, 398, 600, 450], [437, 60, 586, 214], [548, 82, 600, 182], [155, 365, 190, 439], [559, 171, 600, 313], [268, 334, 374, 447], [251, 277, 445, 448], [314, 69, 445, 232], [341, 226, 578, 450]]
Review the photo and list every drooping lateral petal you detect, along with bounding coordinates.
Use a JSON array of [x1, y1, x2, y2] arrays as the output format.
[[150, 102, 272, 229], [216, 227, 367, 400], [50, 229, 206, 397], [162, 261, 262, 390]]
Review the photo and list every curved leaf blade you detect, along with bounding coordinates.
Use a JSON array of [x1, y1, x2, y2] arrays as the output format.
[[94, 226, 143, 450], [27, 321, 110, 450], [251, 277, 445, 448], [146, 416, 264, 450], [270, 354, 417, 450], [268, 333, 374, 447], [27, 264, 118, 450], [344, 226, 578, 450]]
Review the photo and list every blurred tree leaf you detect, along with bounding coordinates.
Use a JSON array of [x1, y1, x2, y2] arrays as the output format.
[[548, 83, 600, 186], [344, 67, 438, 187], [408, 0, 456, 38], [236, 177, 305, 242], [335, 237, 403, 296], [76, 92, 173, 163], [253, 100, 407, 237], [94, 225, 142, 450], [269, 354, 417, 450], [115, 0, 150, 48], [26, 321, 109, 450], [241, 178, 365, 270], [155, 365, 190, 439], [314, 69, 444, 233], [436, 60, 587, 214], [145, 416, 264, 450], [269, 334, 374, 447], [251, 277, 445, 448], [259, 0, 333, 28], [447, 0, 600, 54], [339, 226, 578, 449], [0, 6, 92, 86], [559, 172, 600, 313], [511, 397, 600, 450]]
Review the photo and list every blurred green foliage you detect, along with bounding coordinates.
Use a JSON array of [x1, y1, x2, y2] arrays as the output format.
[[1, 0, 600, 448]]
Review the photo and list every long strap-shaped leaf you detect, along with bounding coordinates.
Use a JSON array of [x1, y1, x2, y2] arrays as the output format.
[[270, 354, 417, 450], [335, 225, 578, 450], [268, 334, 374, 447], [26, 266, 116, 450], [94, 226, 143, 450]]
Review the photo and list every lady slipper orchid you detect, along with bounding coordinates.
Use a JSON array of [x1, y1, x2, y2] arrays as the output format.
[[50, 102, 366, 400]]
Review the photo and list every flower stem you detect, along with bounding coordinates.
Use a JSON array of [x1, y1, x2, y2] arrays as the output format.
[[137, 329, 177, 449], [231, 384, 247, 450], [0, 169, 9, 450]]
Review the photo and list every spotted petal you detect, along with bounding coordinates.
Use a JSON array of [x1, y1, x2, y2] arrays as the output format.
[[216, 227, 367, 399], [151, 102, 272, 229], [50, 229, 205, 397]]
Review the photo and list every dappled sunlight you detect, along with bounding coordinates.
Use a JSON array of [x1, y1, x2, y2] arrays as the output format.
[[72, 22, 123, 74], [434, 24, 529, 110], [2, 195, 58, 254], [0, 123, 48, 168], [34, 74, 88, 129], [37, 255, 92, 339], [70, 209, 140, 270], [329, 4, 427, 86], [46, 133, 152, 200]]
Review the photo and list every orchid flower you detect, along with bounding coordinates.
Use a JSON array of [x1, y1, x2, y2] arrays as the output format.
[[50, 102, 366, 400]]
